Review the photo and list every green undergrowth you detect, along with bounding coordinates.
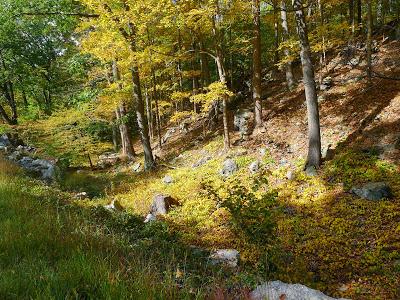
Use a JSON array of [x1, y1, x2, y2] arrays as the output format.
[[0, 158, 260, 299]]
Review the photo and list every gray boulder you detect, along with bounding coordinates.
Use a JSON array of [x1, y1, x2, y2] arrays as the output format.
[[162, 127, 177, 144], [163, 175, 174, 184], [150, 194, 179, 216], [210, 249, 239, 267], [350, 182, 393, 200], [17, 157, 58, 182], [8, 150, 23, 162], [220, 159, 238, 177], [98, 152, 120, 168], [192, 155, 212, 168], [286, 170, 296, 180], [0, 134, 11, 148], [319, 77, 333, 91], [234, 109, 254, 140], [250, 281, 348, 300], [249, 161, 260, 174]]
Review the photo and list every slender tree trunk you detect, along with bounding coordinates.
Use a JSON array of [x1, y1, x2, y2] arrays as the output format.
[[357, 0, 362, 29], [199, 40, 211, 87], [117, 104, 136, 159], [131, 66, 155, 170], [22, 89, 28, 107], [281, 0, 296, 90], [213, 1, 230, 150], [145, 86, 154, 139], [112, 60, 135, 159], [151, 68, 162, 149], [293, 0, 322, 168], [253, 0, 263, 129], [366, 0, 372, 84], [112, 124, 119, 152], [349, 0, 355, 33]]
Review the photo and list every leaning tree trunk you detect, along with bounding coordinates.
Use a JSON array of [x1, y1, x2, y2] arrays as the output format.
[[131, 67, 155, 170], [281, 0, 296, 90], [293, 0, 322, 169], [253, 0, 263, 129]]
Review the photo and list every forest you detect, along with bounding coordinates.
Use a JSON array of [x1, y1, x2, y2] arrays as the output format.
[[0, 0, 399, 299]]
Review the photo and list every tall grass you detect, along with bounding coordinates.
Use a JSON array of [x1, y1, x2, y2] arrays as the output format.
[[0, 159, 220, 299]]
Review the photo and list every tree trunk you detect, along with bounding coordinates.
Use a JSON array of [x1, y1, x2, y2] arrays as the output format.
[[0, 103, 15, 125], [366, 0, 372, 84], [252, 0, 263, 129], [151, 68, 162, 149], [131, 67, 155, 170], [112, 124, 120, 152], [281, 0, 296, 90], [357, 0, 362, 28], [145, 86, 154, 139], [349, 0, 355, 33], [199, 40, 211, 87], [112, 60, 135, 159], [116, 104, 135, 159], [293, 0, 322, 168], [213, 1, 230, 151]]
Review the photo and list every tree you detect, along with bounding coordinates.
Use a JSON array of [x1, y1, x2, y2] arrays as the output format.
[[280, 0, 296, 90], [293, 0, 322, 169], [252, 0, 263, 130]]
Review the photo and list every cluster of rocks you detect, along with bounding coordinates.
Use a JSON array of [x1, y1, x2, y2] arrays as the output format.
[[234, 109, 254, 141], [0, 134, 58, 182]]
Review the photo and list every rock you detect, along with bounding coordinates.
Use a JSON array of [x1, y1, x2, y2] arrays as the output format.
[[259, 148, 267, 156], [249, 161, 260, 174], [318, 95, 326, 103], [0, 134, 11, 148], [163, 175, 174, 184], [16, 144, 35, 153], [305, 166, 318, 177], [279, 159, 289, 167], [350, 182, 393, 200], [322, 144, 333, 160], [74, 192, 88, 200], [98, 152, 120, 168], [104, 199, 124, 211], [8, 150, 23, 161], [234, 109, 254, 140], [220, 159, 238, 177], [192, 156, 212, 168], [162, 127, 177, 144], [149, 194, 179, 216], [179, 119, 191, 133], [319, 76, 333, 91], [210, 249, 239, 267], [250, 280, 347, 300], [144, 213, 157, 223], [132, 162, 142, 173], [286, 170, 295, 180]]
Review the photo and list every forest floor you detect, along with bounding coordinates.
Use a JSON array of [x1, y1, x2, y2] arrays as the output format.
[[2, 39, 400, 299]]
